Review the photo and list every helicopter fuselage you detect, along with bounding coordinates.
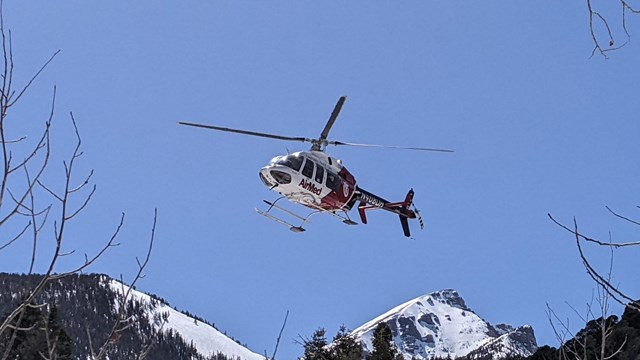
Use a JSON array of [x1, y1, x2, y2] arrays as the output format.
[[259, 151, 357, 211]]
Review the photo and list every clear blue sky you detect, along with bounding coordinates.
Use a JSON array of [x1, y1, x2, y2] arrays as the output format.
[[2, 2, 639, 359]]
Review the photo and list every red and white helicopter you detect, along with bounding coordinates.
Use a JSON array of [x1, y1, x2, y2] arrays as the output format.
[[179, 96, 452, 237]]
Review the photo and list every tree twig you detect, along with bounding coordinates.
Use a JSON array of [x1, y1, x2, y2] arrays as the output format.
[[270, 310, 289, 360]]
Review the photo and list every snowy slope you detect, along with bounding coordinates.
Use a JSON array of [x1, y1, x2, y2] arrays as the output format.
[[464, 324, 537, 359], [106, 279, 264, 360], [350, 289, 537, 360]]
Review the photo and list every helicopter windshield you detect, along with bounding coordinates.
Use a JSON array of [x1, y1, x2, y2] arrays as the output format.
[[275, 154, 304, 172]]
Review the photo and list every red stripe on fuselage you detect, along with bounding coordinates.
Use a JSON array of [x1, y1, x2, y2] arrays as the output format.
[[319, 167, 356, 211]]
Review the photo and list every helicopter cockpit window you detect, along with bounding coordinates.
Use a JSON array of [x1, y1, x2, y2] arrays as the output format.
[[315, 165, 324, 184], [276, 155, 304, 172], [301, 159, 315, 178], [326, 171, 339, 191]]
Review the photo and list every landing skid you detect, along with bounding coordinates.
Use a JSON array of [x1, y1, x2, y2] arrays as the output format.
[[256, 197, 357, 233], [303, 200, 358, 226]]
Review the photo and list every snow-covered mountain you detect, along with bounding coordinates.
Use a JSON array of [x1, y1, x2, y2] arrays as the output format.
[[351, 289, 537, 360], [0, 273, 264, 360], [106, 278, 265, 360]]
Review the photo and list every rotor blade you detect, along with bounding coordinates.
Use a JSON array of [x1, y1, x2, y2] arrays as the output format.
[[178, 122, 311, 143], [319, 96, 347, 142], [329, 140, 454, 152]]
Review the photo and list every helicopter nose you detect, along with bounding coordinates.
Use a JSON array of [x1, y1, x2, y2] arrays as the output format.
[[259, 167, 275, 188]]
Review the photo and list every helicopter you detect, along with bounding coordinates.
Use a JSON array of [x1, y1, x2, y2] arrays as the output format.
[[178, 96, 452, 237]]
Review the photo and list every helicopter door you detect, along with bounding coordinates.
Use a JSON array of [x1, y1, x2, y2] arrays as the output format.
[[322, 169, 354, 209], [326, 171, 339, 192]]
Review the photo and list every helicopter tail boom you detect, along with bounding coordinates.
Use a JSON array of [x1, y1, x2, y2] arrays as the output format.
[[356, 188, 421, 237]]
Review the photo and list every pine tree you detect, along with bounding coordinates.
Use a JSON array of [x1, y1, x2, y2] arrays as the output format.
[[1, 299, 46, 358], [0, 300, 73, 360], [331, 325, 362, 360], [301, 327, 332, 360], [45, 304, 73, 359], [368, 322, 403, 360]]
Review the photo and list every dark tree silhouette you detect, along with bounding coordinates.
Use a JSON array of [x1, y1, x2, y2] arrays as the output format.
[[368, 323, 403, 360]]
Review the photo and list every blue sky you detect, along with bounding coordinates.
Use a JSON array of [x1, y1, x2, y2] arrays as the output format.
[[1, 1, 639, 359]]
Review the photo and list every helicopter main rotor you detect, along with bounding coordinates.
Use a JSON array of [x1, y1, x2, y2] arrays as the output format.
[[178, 96, 453, 153], [312, 95, 347, 151]]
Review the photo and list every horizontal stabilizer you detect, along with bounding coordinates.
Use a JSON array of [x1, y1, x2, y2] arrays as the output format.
[[356, 187, 421, 238]]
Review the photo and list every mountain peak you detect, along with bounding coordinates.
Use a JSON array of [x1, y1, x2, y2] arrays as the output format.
[[350, 289, 536, 360], [421, 289, 469, 311]]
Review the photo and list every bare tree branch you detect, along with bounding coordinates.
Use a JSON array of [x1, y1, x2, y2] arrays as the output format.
[[547, 262, 627, 360], [548, 213, 640, 247], [548, 212, 640, 313], [606, 205, 640, 227], [269, 310, 289, 360], [94, 209, 157, 360], [0, 4, 157, 359], [0, 219, 28, 250], [586, 0, 638, 58], [7, 49, 60, 108]]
